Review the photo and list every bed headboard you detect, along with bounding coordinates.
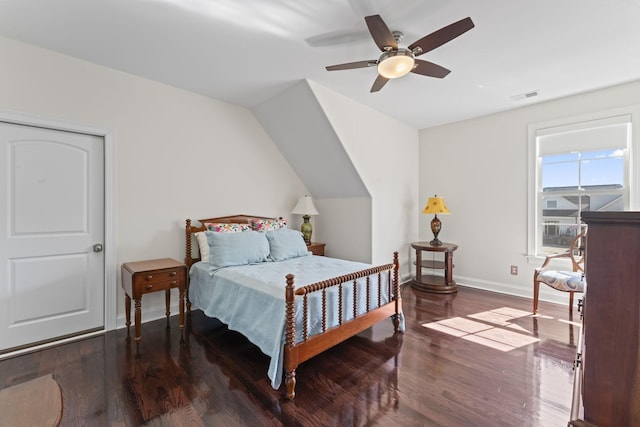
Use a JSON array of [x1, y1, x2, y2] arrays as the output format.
[[184, 214, 277, 268]]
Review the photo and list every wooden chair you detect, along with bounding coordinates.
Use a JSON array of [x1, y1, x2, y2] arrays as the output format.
[[533, 227, 586, 314]]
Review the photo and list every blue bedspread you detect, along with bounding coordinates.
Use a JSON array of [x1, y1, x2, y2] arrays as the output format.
[[189, 255, 404, 389]]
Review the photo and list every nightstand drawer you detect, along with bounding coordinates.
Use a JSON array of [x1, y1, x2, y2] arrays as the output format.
[[134, 277, 178, 294], [132, 268, 185, 295], [137, 269, 181, 283]]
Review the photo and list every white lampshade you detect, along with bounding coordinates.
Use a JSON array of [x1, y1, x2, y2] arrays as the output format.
[[291, 195, 319, 216]]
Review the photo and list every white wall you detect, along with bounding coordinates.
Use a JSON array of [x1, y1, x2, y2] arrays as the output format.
[[0, 36, 308, 325], [313, 197, 371, 263], [419, 79, 640, 304], [309, 81, 419, 281]]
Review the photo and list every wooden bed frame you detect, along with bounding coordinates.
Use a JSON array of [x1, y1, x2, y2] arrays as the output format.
[[184, 215, 403, 400]]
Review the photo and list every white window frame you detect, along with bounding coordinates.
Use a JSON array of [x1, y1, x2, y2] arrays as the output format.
[[527, 106, 640, 262]]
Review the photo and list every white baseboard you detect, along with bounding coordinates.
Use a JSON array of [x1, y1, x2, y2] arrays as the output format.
[[455, 274, 578, 309]]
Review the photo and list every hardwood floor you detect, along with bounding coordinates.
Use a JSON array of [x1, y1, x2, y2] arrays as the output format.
[[0, 285, 579, 426]]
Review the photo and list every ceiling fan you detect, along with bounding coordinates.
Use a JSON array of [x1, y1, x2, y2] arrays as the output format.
[[325, 15, 475, 93]]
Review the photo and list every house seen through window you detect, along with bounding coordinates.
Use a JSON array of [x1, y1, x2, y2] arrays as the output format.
[[531, 115, 630, 256]]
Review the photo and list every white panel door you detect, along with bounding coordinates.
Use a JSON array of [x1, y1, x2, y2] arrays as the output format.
[[0, 121, 104, 352]]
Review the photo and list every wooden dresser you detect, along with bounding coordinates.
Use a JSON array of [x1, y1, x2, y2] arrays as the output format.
[[571, 211, 640, 426]]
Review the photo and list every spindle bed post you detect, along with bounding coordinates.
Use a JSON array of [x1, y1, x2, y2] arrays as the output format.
[[284, 273, 297, 400]]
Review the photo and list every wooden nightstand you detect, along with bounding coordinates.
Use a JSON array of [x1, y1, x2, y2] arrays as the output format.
[[121, 258, 187, 342], [307, 242, 326, 256]]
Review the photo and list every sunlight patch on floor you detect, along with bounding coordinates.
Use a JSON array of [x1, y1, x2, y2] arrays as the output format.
[[558, 318, 582, 327], [422, 307, 541, 352], [433, 317, 493, 334], [532, 314, 553, 319]]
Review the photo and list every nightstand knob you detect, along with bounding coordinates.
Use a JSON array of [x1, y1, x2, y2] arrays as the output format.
[[146, 275, 153, 281], [170, 271, 177, 277], [145, 284, 153, 290]]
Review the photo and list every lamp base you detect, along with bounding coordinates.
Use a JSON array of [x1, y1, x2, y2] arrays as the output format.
[[430, 215, 443, 246], [300, 215, 312, 245], [430, 238, 443, 246]]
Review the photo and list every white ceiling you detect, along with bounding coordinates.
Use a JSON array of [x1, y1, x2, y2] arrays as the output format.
[[1, 0, 639, 129]]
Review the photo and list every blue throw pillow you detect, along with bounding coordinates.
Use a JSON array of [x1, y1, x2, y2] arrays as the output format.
[[207, 230, 270, 269], [266, 228, 310, 261]]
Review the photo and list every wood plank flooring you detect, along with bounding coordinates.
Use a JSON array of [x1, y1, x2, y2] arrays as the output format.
[[0, 285, 580, 426]]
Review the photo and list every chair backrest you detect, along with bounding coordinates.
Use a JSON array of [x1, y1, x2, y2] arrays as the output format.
[[568, 227, 587, 273]]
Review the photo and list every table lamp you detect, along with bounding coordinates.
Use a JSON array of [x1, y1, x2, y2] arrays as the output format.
[[422, 195, 450, 246], [291, 195, 319, 245]]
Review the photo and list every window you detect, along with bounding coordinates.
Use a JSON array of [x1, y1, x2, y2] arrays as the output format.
[[529, 114, 632, 257]]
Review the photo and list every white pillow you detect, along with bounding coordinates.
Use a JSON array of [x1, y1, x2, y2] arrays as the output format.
[[194, 232, 210, 263]]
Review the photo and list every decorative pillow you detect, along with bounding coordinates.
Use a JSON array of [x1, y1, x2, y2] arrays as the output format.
[[206, 230, 270, 269], [194, 232, 210, 263], [265, 228, 310, 262], [249, 217, 287, 232], [205, 222, 251, 233]]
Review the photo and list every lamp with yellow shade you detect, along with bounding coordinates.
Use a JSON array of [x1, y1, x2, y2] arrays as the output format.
[[422, 195, 450, 246]]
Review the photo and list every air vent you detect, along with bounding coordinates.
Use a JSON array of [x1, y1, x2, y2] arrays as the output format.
[[510, 90, 539, 101]]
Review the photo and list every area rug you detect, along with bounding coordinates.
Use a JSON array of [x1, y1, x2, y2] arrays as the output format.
[[0, 373, 62, 426]]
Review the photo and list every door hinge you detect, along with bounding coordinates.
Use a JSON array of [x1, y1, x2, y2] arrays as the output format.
[[574, 353, 582, 370]]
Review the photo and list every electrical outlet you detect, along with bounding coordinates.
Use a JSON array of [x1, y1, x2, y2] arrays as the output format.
[[510, 265, 518, 275]]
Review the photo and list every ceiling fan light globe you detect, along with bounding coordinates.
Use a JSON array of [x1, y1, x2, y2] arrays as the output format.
[[377, 49, 415, 79]]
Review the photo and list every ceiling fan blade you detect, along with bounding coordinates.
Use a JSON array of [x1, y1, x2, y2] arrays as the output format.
[[370, 74, 389, 92], [411, 59, 451, 78], [408, 17, 474, 57], [365, 15, 397, 51], [326, 60, 377, 71]]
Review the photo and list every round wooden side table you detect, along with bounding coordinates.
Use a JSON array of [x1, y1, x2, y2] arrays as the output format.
[[411, 241, 458, 294]]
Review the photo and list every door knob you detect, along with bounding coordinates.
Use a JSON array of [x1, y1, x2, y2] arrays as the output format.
[[93, 243, 103, 253]]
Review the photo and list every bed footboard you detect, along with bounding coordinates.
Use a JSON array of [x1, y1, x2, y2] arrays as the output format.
[[283, 251, 402, 400]]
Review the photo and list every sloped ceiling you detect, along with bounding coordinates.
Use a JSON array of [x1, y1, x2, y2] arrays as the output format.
[[253, 80, 369, 199]]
